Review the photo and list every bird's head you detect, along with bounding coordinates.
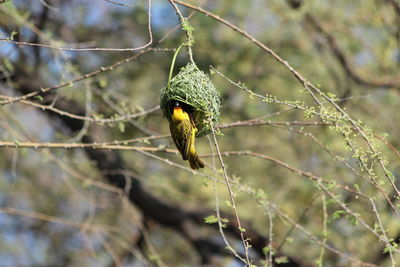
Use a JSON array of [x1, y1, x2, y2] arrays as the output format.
[[169, 100, 195, 118], [170, 100, 182, 113]]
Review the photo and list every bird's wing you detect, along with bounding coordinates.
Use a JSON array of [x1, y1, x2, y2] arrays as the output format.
[[171, 119, 192, 160]]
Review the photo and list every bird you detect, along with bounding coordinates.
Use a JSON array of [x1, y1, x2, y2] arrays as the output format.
[[169, 100, 205, 169]]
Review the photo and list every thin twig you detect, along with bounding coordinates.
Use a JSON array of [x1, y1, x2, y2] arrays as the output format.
[[270, 204, 380, 267], [0, 49, 146, 105], [304, 14, 400, 88], [96, 232, 124, 267], [0, 140, 176, 152], [174, 0, 400, 213], [370, 198, 397, 265], [0, 207, 121, 233], [318, 194, 328, 267], [211, 128, 252, 265], [0, 0, 153, 52], [168, 0, 195, 63], [213, 66, 400, 216], [207, 135, 246, 263], [104, 0, 134, 8], [202, 150, 400, 252], [276, 194, 320, 252], [0, 93, 160, 123], [217, 120, 330, 129]]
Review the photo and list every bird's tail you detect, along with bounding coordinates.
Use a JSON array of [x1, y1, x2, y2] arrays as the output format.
[[189, 154, 205, 170]]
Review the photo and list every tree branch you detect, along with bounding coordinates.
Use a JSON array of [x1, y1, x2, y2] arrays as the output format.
[[7, 67, 305, 266]]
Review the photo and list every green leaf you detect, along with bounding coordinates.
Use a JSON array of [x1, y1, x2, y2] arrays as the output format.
[[204, 215, 218, 224], [275, 256, 289, 264], [332, 210, 345, 220], [34, 95, 43, 101]]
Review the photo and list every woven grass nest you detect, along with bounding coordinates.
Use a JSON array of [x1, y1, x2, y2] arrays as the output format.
[[160, 63, 221, 137]]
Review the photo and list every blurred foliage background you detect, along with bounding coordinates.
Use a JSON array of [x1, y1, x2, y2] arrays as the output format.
[[0, 0, 400, 266]]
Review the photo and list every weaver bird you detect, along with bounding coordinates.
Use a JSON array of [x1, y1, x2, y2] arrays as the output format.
[[169, 101, 205, 169]]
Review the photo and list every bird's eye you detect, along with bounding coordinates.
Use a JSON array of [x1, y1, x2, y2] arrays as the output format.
[[174, 101, 180, 107]]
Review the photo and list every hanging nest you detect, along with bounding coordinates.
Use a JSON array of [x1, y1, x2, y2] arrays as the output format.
[[160, 63, 221, 137]]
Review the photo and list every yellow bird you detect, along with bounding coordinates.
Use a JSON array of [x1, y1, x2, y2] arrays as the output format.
[[169, 101, 205, 169]]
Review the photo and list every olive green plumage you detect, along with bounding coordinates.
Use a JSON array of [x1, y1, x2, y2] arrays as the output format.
[[160, 63, 221, 137], [169, 116, 191, 161]]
